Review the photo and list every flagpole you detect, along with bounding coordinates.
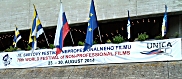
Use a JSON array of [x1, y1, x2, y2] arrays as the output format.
[[97, 26, 102, 43], [69, 31, 74, 45], [14, 25, 16, 48], [43, 32, 49, 46], [43, 22, 49, 46]]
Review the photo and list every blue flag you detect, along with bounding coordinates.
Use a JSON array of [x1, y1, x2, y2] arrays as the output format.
[[127, 10, 131, 39], [162, 5, 167, 37], [83, 0, 98, 51], [13, 26, 22, 48]]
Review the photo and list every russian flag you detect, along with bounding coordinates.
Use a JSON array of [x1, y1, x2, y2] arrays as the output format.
[[54, 2, 70, 56]]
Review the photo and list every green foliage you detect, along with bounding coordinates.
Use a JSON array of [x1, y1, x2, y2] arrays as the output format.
[[4, 46, 18, 52], [93, 40, 97, 44], [113, 35, 125, 43], [49, 44, 55, 49], [155, 34, 163, 40], [174, 32, 179, 38], [138, 32, 149, 41], [17, 48, 21, 51], [107, 39, 111, 43], [78, 41, 84, 46], [12, 47, 17, 51], [42, 47, 46, 49], [4, 48, 12, 52], [26, 45, 32, 51]]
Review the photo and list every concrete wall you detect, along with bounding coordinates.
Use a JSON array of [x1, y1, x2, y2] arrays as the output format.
[[0, 61, 182, 79], [0, 0, 182, 32]]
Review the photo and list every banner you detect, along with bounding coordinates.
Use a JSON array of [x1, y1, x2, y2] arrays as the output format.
[[0, 38, 181, 69]]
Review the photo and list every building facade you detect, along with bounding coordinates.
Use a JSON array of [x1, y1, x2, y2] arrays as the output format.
[[0, 0, 182, 33], [0, 0, 182, 50]]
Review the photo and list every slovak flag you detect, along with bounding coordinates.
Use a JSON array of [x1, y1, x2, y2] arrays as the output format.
[[54, 2, 70, 56]]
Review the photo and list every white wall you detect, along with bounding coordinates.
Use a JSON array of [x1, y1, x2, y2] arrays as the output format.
[[0, 0, 182, 32]]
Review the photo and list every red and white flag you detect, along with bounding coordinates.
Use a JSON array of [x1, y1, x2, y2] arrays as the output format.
[[54, 3, 70, 56]]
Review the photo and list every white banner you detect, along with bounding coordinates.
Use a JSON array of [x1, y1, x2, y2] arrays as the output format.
[[0, 38, 181, 69]]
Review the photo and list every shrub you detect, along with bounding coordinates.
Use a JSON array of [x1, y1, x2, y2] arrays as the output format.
[[42, 47, 46, 49], [113, 35, 125, 43], [4, 48, 11, 52], [4, 46, 17, 52], [155, 34, 163, 40], [138, 32, 149, 41], [49, 44, 55, 49], [94, 40, 97, 44], [78, 41, 84, 46], [26, 45, 32, 51], [107, 39, 111, 43], [174, 32, 179, 38], [12, 46, 18, 51], [17, 48, 21, 51]]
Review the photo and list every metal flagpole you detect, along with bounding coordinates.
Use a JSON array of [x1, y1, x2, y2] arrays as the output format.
[[14, 25, 16, 48], [43, 32, 49, 46], [43, 22, 49, 46], [69, 31, 74, 45], [97, 26, 102, 43]]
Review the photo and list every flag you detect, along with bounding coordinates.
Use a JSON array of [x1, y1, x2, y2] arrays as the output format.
[[36, 18, 44, 38], [83, 0, 98, 51], [54, 2, 70, 56], [29, 4, 44, 50], [162, 5, 167, 37], [13, 26, 22, 47], [127, 10, 131, 39]]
